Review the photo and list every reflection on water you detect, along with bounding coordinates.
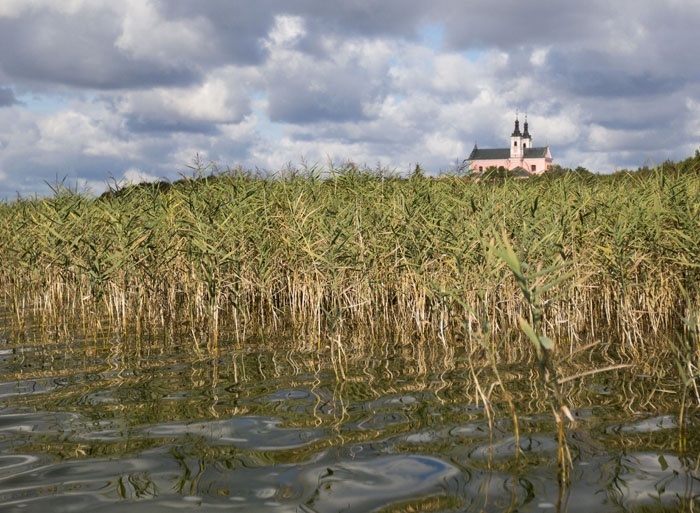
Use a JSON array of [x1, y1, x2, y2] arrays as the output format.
[[0, 333, 697, 512]]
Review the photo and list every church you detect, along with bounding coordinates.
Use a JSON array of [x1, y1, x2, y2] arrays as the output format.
[[467, 116, 553, 175]]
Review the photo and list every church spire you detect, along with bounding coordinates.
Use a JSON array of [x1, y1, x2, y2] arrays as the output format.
[[511, 114, 522, 137], [523, 114, 531, 140]]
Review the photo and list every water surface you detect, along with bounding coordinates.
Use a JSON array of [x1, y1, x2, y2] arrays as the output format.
[[0, 334, 697, 512]]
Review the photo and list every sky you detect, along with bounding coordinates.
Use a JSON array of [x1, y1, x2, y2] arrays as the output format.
[[1, 0, 699, 198]]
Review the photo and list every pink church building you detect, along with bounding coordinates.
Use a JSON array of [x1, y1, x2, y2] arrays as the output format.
[[467, 116, 553, 175]]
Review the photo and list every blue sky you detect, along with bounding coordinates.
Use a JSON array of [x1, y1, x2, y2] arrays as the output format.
[[1, 1, 699, 198]]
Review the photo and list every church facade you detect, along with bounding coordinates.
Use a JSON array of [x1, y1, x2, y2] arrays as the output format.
[[467, 117, 552, 175]]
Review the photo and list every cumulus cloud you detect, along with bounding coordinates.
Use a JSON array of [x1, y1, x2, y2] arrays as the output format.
[[0, 0, 699, 197], [119, 67, 258, 133], [115, 0, 214, 67]]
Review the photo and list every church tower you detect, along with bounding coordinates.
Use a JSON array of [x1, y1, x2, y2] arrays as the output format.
[[510, 115, 523, 159], [522, 115, 532, 150]]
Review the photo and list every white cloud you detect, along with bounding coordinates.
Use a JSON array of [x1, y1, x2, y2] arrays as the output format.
[[37, 111, 99, 152], [126, 82, 233, 124], [263, 15, 306, 49], [424, 133, 465, 162], [31, 103, 139, 160], [431, 53, 478, 94], [219, 114, 261, 144], [115, 0, 212, 65], [0, 0, 91, 17], [686, 98, 700, 138], [121, 167, 160, 184], [532, 113, 582, 147], [0, 1, 37, 17], [118, 66, 260, 128], [587, 124, 658, 152], [530, 47, 549, 67]]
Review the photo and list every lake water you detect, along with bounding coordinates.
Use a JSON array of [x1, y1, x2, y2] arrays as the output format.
[[0, 331, 697, 512]]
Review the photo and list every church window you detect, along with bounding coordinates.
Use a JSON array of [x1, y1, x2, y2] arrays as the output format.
[[531, 165, 536, 172]]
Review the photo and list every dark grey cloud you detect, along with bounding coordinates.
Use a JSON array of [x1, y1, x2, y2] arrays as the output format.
[[125, 117, 222, 135], [0, 86, 17, 106], [590, 95, 688, 132], [0, 9, 198, 90], [545, 47, 693, 98], [160, 0, 431, 68], [439, 0, 610, 50], [291, 1, 429, 39], [162, 1, 280, 65], [266, 57, 388, 124], [1, 150, 128, 198]]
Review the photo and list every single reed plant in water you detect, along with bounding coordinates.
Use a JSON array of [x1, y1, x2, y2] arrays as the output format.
[[492, 229, 576, 486]]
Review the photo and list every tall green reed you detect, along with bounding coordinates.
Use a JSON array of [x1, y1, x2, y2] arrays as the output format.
[[0, 162, 697, 367]]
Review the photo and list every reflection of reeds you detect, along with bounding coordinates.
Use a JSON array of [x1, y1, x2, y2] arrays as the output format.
[[0, 162, 698, 364], [675, 284, 700, 453]]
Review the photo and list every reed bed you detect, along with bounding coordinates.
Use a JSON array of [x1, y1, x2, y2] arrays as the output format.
[[0, 160, 698, 365]]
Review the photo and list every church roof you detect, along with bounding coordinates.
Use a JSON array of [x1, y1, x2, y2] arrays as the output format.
[[468, 146, 550, 161], [509, 166, 532, 178], [524, 147, 549, 158]]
